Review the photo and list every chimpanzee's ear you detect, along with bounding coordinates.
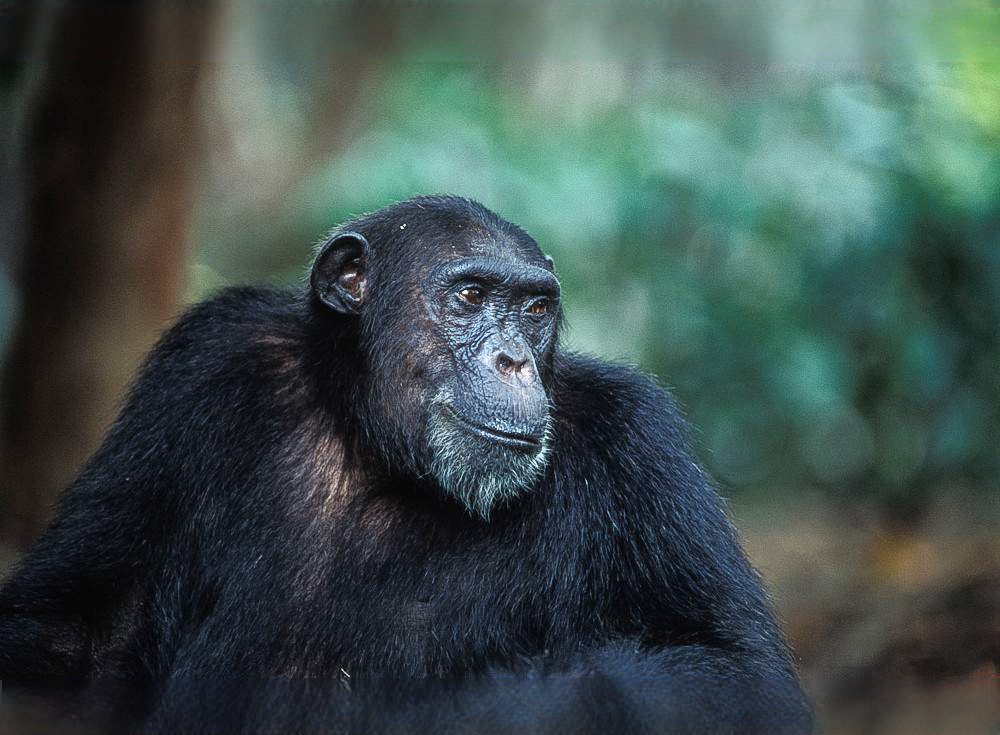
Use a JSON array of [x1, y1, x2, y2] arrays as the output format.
[[310, 232, 371, 315]]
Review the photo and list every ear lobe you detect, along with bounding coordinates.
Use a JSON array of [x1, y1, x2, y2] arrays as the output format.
[[311, 232, 371, 315]]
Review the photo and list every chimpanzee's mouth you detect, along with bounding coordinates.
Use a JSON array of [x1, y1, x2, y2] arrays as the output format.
[[442, 406, 543, 451]]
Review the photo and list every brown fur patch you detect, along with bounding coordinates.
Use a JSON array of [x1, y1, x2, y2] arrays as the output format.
[[252, 332, 306, 382], [291, 417, 356, 519], [288, 417, 406, 538]]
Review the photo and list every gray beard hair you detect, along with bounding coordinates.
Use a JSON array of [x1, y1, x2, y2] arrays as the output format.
[[426, 402, 552, 520]]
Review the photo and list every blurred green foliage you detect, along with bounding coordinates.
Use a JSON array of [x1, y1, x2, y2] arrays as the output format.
[[189, 1, 997, 500]]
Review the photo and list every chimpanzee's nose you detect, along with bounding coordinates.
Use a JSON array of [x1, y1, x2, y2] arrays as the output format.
[[494, 348, 534, 383]]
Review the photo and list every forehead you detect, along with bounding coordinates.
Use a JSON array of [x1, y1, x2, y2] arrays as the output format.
[[435, 231, 541, 266]]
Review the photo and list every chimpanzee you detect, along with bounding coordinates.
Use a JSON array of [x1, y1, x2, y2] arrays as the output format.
[[0, 195, 812, 734]]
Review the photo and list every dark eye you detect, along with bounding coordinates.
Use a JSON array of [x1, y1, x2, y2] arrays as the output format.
[[458, 287, 484, 306], [527, 298, 549, 316]]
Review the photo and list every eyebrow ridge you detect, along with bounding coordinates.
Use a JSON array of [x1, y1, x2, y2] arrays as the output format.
[[434, 257, 560, 294]]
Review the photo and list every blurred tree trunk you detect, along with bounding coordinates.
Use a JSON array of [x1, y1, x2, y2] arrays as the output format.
[[0, 2, 216, 549]]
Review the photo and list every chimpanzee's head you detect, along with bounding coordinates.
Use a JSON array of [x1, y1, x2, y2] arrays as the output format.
[[310, 195, 560, 518]]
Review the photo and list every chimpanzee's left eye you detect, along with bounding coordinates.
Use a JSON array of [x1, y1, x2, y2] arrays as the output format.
[[458, 287, 485, 306], [527, 298, 548, 316]]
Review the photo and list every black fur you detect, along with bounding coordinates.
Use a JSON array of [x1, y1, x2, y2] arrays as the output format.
[[0, 196, 813, 733]]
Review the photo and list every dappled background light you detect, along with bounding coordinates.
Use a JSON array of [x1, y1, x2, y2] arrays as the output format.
[[1, 1, 997, 733]]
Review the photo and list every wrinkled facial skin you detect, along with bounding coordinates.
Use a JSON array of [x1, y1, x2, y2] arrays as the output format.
[[420, 254, 560, 517]]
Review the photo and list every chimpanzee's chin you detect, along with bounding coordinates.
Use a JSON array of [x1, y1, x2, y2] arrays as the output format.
[[426, 409, 550, 519]]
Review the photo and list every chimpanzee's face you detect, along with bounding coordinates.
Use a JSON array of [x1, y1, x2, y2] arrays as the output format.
[[417, 244, 560, 517], [311, 203, 560, 518]]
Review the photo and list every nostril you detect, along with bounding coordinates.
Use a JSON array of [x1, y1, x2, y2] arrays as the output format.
[[495, 354, 517, 376], [495, 352, 533, 381]]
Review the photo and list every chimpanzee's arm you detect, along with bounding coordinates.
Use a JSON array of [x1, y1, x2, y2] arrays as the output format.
[[0, 377, 176, 691], [144, 645, 806, 735], [360, 643, 809, 735], [0, 291, 269, 695], [556, 365, 815, 734]]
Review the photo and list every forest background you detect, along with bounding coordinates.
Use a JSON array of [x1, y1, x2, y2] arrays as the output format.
[[0, 2, 997, 732]]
